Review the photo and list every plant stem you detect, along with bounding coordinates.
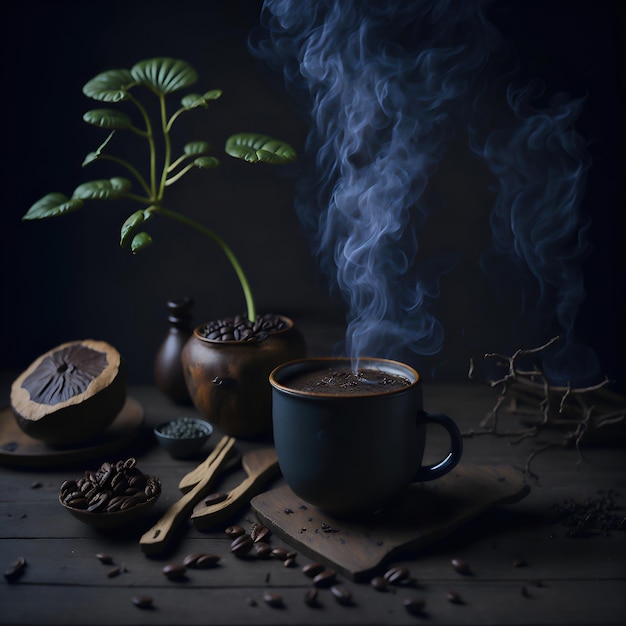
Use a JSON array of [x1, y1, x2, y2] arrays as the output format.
[[156, 207, 256, 322]]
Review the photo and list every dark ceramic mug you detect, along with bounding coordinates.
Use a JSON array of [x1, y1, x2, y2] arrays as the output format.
[[269, 357, 463, 516]]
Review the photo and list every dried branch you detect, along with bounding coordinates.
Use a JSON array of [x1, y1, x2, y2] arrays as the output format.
[[465, 337, 626, 478]]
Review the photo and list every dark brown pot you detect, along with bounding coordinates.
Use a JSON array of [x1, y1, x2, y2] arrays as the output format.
[[181, 315, 306, 438]]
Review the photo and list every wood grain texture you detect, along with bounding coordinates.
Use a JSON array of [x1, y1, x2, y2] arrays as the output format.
[[252, 464, 530, 580]]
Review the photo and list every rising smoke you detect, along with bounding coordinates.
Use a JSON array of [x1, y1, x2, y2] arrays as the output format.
[[251, 0, 602, 386]]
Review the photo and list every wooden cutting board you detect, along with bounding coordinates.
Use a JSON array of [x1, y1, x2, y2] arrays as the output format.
[[251, 463, 529, 581]]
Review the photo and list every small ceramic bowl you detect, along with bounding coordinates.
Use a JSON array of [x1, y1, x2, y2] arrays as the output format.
[[58, 458, 161, 530], [154, 416, 214, 459]]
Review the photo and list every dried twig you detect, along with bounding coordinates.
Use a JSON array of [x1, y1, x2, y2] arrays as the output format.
[[466, 337, 626, 478]]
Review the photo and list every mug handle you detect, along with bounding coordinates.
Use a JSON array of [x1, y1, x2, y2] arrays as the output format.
[[413, 412, 463, 482]]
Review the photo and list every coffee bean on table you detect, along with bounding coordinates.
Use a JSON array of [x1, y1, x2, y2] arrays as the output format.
[[304, 588, 319, 607], [331, 584, 353, 606], [451, 558, 472, 575], [162, 563, 187, 580], [302, 562, 325, 578], [132, 595, 153, 609], [403, 598, 426, 615], [230, 534, 253, 557], [250, 523, 271, 543], [4, 556, 27, 583], [263, 591, 284, 608], [370, 576, 388, 591], [224, 525, 245, 538], [95, 553, 113, 564], [270, 547, 291, 561], [254, 542, 272, 558], [183, 553, 221, 568], [313, 568, 337, 588], [384, 566, 410, 584], [447, 590, 464, 604]]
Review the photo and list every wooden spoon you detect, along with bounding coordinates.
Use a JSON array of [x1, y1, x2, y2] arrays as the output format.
[[139, 436, 236, 555], [190, 447, 280, 530]]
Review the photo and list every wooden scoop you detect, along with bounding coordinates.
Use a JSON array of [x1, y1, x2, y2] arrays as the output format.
[[190, 447, 280, 530], [139, 436, 236, 555]]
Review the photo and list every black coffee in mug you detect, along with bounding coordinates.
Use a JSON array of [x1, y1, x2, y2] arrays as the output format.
[[270, 357, 463, 517]]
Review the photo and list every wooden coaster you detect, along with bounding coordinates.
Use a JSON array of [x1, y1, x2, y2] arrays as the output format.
[[0, 397, 144, 467], [251, 463, 530, 580]]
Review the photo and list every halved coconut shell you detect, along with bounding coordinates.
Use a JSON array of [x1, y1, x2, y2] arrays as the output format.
[[11, 339, 126, 446]]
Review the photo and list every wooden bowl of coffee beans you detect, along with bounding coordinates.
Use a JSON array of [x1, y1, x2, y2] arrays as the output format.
[[153, 416, 213, 459], [59, 458, 161, 530]]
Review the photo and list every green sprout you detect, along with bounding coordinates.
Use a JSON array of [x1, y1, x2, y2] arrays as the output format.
[[23, 57, 297, 322]]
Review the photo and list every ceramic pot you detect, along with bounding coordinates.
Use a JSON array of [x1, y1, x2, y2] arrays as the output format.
[[181, 315, 306, 438]]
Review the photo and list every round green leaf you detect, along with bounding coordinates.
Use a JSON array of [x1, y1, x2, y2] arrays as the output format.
[[131, 231, 153, 253], [23, 193, 84, 220], [225, 133, 297, 164], [83, 109, 132, 130], [193, 156, 220, 169], [180, 89, 221, 109], [184, 141, 211, 155], [72, 178, 131, 201], [120, 209, 153, 247], [82, 69, 135, 102], [131, 58, 197, 95], [203, 89, 222, 101]]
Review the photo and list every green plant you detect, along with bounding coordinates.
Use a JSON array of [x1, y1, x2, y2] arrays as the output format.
[[23, 57, 297, 322]]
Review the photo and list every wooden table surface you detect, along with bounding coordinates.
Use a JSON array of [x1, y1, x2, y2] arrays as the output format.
[[1, 379, 624, 625]]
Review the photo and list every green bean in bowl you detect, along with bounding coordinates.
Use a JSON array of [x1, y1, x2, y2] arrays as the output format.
[[154, 417, 214, 459]]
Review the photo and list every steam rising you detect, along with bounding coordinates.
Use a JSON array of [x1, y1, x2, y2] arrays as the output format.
[[252, 0, 601, 385]]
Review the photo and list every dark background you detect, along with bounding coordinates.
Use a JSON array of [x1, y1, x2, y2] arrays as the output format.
[[1, 0, 624, 392]]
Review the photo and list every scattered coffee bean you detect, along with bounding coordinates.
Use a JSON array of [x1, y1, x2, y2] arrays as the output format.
[[231, 534, 253, 557], [447, 590, 464, 604], [384, 566, 410, 584], [263, 591, 284, 608], [451, 558, 472, 575], [250, 523, 272, 543], [107, 567, 121, 578], [370, 576, 389, 592], [284, 557, 297, 568], [95, 553, 113, 564], [4, 556, 27, 583], [304, 588, 319, 607], [270, 547, 291, 561], [331, 584, 353, 606], [132, 595, 153, 609], [224, 525, 245, 538], [403, 597, 426, 616], [203, 492, 227, 506], [253, 542, 272, 558], [183, 553, 221, 568], [313, 568, 337, 588], [162, 563, 187, 580], [302, 562, 325, 578], [31, 481, 42, 489]]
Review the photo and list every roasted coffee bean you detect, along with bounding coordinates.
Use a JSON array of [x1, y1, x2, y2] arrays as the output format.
[[270, 547, 292, 561], [403, 598, 426, 615], [96, 553, 114, 564], [451, 558, 471, 575], [284, 557, 297, 568], [331, 584, 353, 606], [304, 587, 319, 607], [230, 534, 253, 556], [132, 595, 153, 609], [250, 523, 271, 543], [107, 567, 121, 578], [263, 591, 284, 608], [162, 563, 187, 580], [302, 562, 325, 578], [195, 554, 221, 569], [225, 525, 245, 538], [447, 590, 464, 604], [4, 556, 27, 583], [384, 566, 410, 584], [254, 542, 272, 558], [203, 492, 228, 506], [370, 576, 388, 591], [313, 568, 337, 588]]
